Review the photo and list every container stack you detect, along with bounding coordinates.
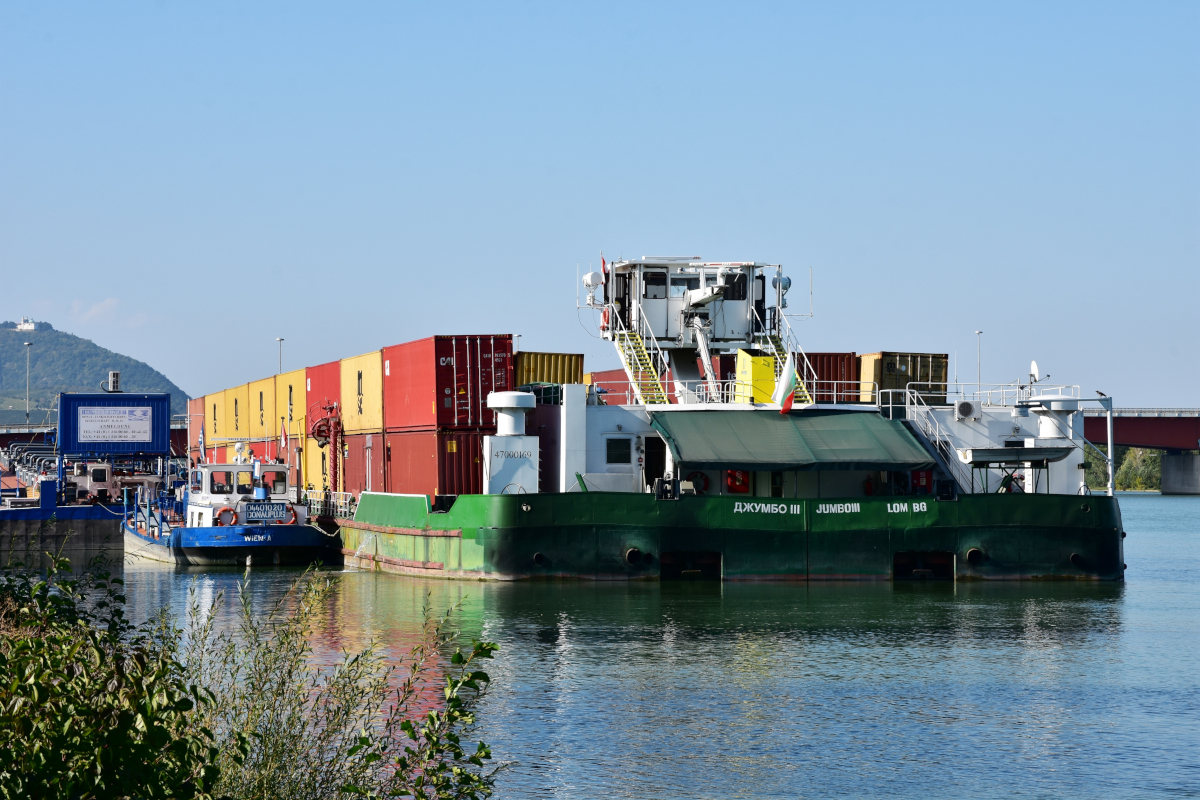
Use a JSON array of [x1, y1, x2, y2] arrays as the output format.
[[381, 335, 515, 498], [183, 335, 588, 501]]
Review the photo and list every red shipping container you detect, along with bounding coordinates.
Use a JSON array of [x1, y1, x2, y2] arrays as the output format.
[[384, 430, 485, 498], [381, 335, 513, 432], [343, 433, 387, 498], [306, 360, 341, 429], [801, 352, 859, 403]]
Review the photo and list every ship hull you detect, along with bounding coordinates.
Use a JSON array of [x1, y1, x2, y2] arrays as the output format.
[[338, 492, 1125, 581], [123, 522, 341, 567]]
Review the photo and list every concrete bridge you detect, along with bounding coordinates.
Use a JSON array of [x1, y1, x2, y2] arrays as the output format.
[[1084, 409, 1200, 494]]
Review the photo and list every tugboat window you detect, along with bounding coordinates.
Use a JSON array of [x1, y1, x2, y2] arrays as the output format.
[[210, 471, 234, 494], [606, 438, 632, 464], [670, 277, 700, 298], [264, 471, 287, 493], [235, 472, 253, 495], [643, 272, 668, 299]]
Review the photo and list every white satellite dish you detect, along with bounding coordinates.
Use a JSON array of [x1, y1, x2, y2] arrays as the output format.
[[1030, 360, 1040, 382]]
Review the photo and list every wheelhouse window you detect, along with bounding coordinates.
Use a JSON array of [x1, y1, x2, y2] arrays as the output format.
[[235, 472, 253, 495], [264, 471, 288, 494], [90, 468, 107, 482], [643, 271, 667, 299], [210, 471, 234, 494], [606, 438, 632, 464], [724, 273, 748, 301], [670, 277, 700, 298]]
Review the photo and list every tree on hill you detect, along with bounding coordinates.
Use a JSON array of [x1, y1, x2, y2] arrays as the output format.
[[0, 328, 189, 423]]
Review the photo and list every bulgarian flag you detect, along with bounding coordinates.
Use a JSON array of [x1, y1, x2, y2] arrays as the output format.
[[772, 352, 798, 414]]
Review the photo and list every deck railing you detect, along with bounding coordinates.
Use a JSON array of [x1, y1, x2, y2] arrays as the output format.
[[589, 378, 878, 406], [307, 490, 355, 519]]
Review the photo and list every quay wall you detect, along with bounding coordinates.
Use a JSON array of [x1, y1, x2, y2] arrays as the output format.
[[0, 510, 123, 568]]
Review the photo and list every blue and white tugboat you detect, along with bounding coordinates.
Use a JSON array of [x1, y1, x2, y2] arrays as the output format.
[[123, 444, 337, 567]]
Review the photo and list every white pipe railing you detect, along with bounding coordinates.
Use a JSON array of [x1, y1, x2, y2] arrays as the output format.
[[307, 490, 355, 519], [588, 378, 878, 406]]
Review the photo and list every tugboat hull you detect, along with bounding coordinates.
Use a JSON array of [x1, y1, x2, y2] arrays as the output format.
[[124, 522, 340, 567]]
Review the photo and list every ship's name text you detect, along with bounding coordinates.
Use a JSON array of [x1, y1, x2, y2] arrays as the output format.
[[815, 503, 861, 514], [734, 502, 803, 515]]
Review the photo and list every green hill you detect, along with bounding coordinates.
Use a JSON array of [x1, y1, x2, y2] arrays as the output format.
[[0, 325, 189, 425]]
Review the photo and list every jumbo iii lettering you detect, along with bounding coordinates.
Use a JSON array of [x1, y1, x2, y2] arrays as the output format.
[[733, 502, 803, 515]]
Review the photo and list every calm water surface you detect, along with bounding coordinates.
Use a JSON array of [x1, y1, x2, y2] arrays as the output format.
[[124, 493, 1200, 798]]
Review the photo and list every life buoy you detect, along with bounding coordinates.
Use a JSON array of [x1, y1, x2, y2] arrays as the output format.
[[280, 505, 297, 525], [684, 471, 711, 495], [214, 506, 237, 526], [600, 308, 609, 330]]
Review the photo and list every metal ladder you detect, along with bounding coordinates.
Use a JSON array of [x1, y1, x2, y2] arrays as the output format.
[[614, 331, 670, 405]]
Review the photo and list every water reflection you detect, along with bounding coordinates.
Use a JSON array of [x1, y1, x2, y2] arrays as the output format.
[[120, 495, 1200, 799]]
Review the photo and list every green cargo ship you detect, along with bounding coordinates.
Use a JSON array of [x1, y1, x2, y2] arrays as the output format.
[[336, 257, 1124, 581]]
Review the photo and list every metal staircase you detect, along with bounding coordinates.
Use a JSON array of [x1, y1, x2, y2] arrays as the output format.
[[614, 331, 670, 405]]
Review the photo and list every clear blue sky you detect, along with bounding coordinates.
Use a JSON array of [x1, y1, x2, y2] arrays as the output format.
[[2, 2, 1196, 406]]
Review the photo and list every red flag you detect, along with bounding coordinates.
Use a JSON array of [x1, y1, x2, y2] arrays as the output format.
[[601, 254, 607, 280]]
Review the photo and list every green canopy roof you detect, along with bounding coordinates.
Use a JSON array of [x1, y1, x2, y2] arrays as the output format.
[[649, 409, 936, 472]]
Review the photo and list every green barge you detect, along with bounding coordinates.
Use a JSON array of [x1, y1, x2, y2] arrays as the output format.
[[339, 491, 1124, 581]]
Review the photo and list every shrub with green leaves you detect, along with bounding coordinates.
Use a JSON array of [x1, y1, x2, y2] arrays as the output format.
[[0, 556, 501, 800], [0, 556, 221, 799]]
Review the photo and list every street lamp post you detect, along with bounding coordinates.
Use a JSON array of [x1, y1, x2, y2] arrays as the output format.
[[973, 331, 982, 394], [276, 338, 284, 375], [23, 342, 32, 425]]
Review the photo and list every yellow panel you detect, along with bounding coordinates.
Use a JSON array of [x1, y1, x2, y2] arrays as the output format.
[[340, 351, 384, 434], [247, 377, 277, 442], [859, 353, 881, 403], [734, 350, 776, 404], [275, 366, 307, 444], [223, 384, 251, 440]]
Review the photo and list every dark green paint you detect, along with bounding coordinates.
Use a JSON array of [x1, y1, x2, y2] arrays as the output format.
[[347, 492, 1124, 581]]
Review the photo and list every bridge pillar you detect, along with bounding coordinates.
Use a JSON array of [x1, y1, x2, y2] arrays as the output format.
[[1162, 454, 1200, 495]]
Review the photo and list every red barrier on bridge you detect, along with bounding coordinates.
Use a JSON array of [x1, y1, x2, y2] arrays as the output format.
[[1084, 414, 1200, 451]]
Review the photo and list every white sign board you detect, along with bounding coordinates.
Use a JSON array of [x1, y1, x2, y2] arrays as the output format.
[[483, 435, 539, 494], [77, 407, 153, 443]]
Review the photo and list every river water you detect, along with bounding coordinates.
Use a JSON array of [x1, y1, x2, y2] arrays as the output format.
[[123, 492, 1199, 799]]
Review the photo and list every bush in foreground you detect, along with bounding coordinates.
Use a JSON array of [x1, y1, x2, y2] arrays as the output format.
[[0, 556, 499, 799]]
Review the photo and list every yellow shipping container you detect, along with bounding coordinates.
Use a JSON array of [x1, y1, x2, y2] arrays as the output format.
[[340, 351, 384, 433], [207, 392, 227, 441], [248, 376, 277, 442], [223, 384, 251, 440], [734, 350, 776, 404], [858, 352, 949, 404], [275, 367, 307, 446], [515, 351, 584, 386], [304, 436, 343, 493]]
